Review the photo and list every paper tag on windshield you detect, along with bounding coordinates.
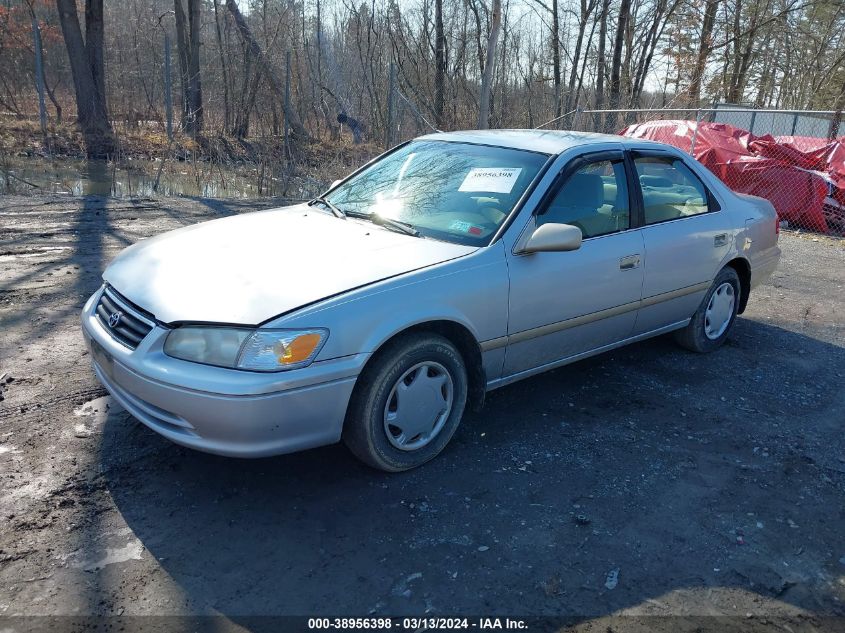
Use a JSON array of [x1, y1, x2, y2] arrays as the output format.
[[458, 168, 522, 193]]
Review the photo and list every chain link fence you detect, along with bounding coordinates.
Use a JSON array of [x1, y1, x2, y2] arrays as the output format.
[[379, 86, 845, 237], [568, 107, 845, 236]]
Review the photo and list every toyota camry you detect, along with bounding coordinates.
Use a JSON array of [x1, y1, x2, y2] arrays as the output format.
[[81, 130, 781, 471]]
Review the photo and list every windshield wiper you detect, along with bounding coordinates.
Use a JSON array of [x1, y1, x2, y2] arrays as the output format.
[[309, 196, 346, 219], [309, 199, 421, 237], [346, 210, 421, 237]]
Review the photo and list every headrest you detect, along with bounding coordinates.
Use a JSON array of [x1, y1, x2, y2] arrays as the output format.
[[563, 172, 604, 209], [640, 175, 673, 189]]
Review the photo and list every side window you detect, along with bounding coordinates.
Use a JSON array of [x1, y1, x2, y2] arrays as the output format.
[[633, 155, 714, 224], [538, 159, 630, 239]]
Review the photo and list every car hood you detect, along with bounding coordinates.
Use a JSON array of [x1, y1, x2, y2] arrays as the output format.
[[103, 204, 476, 324]]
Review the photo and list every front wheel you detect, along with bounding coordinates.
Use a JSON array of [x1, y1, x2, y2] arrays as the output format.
[[674, 267, 741, 353], [342, 333, 468, 472]]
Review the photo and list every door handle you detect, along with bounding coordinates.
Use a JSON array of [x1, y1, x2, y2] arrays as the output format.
[[714, 233, 728, 247], [619, 254, 640, 270]]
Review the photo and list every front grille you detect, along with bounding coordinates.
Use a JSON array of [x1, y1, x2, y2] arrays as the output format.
[[94, 286, 155, 349]]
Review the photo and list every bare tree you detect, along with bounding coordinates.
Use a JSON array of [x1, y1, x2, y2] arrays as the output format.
[[630, 0, 683, 106], [527, 0, 562, 119], [593, 0, 611, 127], [0, 0, 835, 155], [478, 0, 502, 129], [434, 0, 446, 128], [174, 0, 203, 136], [689, 0, 720, 105], [551, 0, 561, 118], [564, 0, 599, 114], [224, 0, 309, 140], [609, 0, 632, 110], [212, 0, 231, 131], [55, 0, 113, 157]]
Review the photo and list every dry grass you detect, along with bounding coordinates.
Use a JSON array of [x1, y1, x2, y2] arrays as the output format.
[[0, 117, 86, 158], [0, 114, 382, 176]]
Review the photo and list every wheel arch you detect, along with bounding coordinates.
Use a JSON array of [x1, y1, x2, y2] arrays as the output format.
[[356, 320, 487, 412], [724, 257, 751, 314]]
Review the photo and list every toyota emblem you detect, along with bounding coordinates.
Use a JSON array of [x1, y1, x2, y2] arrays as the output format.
[[108, 311, 122, 328]]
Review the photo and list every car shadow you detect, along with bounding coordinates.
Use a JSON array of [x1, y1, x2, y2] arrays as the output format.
[[95, 318, 845, 624]]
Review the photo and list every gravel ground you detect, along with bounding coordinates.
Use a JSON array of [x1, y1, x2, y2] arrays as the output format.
[[0, 194, 844, 631]]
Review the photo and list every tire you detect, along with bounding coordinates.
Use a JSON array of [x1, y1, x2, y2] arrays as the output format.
[[342, 333, 468, 472], [674, 266, 741, 353]]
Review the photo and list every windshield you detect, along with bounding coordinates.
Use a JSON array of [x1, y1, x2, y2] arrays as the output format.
[[326, 140, 549, 245]]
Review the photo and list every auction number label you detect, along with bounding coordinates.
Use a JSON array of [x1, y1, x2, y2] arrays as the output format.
[[308, 618, 393, 629]]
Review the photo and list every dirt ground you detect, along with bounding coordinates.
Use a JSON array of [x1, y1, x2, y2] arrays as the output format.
[[0, 194, 844, 632]]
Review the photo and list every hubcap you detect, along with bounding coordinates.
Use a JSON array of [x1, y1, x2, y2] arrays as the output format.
[[704, 282, 736, 340], [383, 361, 454, 451]]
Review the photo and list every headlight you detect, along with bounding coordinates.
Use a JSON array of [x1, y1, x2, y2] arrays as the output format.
[[237, 329, 328, 371], [164, 327, 328, 372]]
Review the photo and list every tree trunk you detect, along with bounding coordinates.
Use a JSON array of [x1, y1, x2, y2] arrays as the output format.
[[621, 0, 634, 107], [187, 0, 203, 134], [551, 0, 561, 119], [174, 0, 191, 131], [232, 41, 253, 137], [564, 0, 591, 115], [754, 36, 776, 107], [593, 0, 610, 129], [631, 0, 680, 106], [729, 2, 767, 104], [689, 0, 719, 106], [468, 0, 485, 80], [572, 14, 598, 113], [45, 80, 63, 124], [55, 0, 113, 158], [212, 0, 231, 131], [235, 66, 262, 139], [434, 0, 446, 128], [498, 1, 509, 125], [828, 77, 845, 140], [225, 0, 309, 140], [478, 0, 502, 129], [232, 40, 263, 139], [608, 0, 631, 111], [84, 0, 106, 119], [174, 0, 203, 136], [726, 0, 743, 102]]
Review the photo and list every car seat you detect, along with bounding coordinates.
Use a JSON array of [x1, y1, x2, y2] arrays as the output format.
[[543, 172, 622, 237]]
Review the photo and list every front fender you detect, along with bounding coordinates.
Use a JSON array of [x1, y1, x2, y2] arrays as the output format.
[[267, 242, 510, 365]]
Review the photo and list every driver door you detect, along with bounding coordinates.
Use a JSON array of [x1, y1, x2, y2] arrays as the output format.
[[503, 150, 645, 377]]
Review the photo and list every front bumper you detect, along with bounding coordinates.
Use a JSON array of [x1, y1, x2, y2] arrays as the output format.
[[80, 287, 365, 457]]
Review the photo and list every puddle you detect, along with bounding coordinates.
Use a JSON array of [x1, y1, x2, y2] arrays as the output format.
[[60, 527, 145, 571], [0, 247, 73, 262], [1, 156, 323, 199], [73, 395, 120, 419], [73, 395, 124, 438], [70, 540, 145, 572]]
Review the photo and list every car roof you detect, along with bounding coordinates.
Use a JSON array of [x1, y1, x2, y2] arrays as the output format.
[[416, 129, 667, 155]]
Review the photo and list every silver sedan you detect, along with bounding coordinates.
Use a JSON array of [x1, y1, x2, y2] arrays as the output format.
[[80, 130, 781, 471]]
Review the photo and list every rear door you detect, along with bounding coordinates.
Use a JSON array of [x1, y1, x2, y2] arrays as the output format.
[[503, 150, 645, 377], [629, 150, 732, 334]]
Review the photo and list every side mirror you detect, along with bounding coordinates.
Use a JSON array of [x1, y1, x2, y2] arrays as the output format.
[[522, 223, 582, 253], [330, 179, 342, 190]]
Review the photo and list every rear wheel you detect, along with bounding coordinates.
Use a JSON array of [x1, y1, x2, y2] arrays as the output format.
[[343, 333, 468, 472], [674, 267, 741, 353]]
